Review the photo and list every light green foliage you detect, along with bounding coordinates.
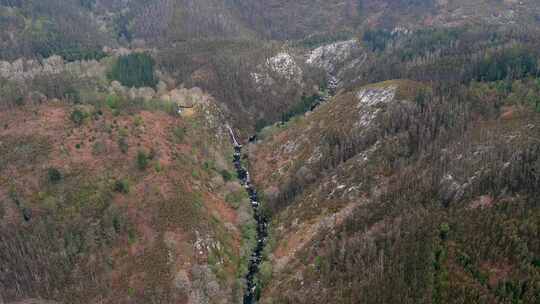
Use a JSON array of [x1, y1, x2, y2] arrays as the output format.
[[114, 179, 130, 194], [105, 94, 177, 115], [258, 261, 273, 287], [106, 94, 122, 110], [220, 169, 233, 182], [118, 127, 129, 138], [225, 190, 247, 209], [127, 228, 137, 245], [136, 150, 149, 170], [154, 162, 162, 173], [172, 126, 186, 143], [241, 222, 257, 249], [439, 223, 450, 240], [133, 115, 144, 127]]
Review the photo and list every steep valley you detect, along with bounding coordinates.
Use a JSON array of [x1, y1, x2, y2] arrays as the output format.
[[2, 1, 540, 304]]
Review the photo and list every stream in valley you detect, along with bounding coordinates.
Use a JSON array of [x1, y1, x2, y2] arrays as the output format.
[[227, 126, 269, 304]]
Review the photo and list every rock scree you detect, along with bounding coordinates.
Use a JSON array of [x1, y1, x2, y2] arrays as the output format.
[[227, 125, 269, 304]]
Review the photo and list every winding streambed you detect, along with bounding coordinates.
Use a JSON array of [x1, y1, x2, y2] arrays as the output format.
[[227, 125, 269, 304]]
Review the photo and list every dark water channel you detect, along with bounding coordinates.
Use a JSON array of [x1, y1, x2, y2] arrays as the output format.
[[227, 126, 268, 304]]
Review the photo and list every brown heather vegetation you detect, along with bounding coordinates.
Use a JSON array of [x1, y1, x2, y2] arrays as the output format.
[[0, 99, 252, 303]]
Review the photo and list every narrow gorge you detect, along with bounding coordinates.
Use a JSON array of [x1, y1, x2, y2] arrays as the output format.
[[227, 126, 269, 304]]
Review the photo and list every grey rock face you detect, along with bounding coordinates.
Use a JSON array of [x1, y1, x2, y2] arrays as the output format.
[[306, 39, 359, 74]]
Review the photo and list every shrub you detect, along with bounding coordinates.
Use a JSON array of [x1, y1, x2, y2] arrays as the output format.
[[118, 127, 129, 138], [258, 261, 273, 287], [220, 169, 233, 182], [70, 109, 88, 126], [114, 179, 130, 194], [21, 207, 32, 221], [106, 94, 121, 109], [108, 53, 158, 88], [136, 150, 149, 170], [92, 141, 106, 155], [125, 224, 137, 244], [47, 168, 62, 184], [439, 223, 450, 240], [172, 126, 186, 143], [133, 115, 144, 127], [225, 191, 246, 209], [118, 137, 129, 154]]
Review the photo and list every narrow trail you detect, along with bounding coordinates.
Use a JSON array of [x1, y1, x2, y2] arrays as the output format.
[[226, 125, 269, 304]]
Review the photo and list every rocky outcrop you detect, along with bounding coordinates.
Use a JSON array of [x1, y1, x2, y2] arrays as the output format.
[[355, 86, 397, 128], [305, 39, 367, 90], [266, 52, 303, 83], [306, 39, 359, 74], [251, 51, 304, 88]]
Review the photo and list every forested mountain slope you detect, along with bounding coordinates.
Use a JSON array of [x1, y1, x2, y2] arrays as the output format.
[[2, 0, 540, 59], [251, 78, 540, 303], [248, 25, 540, 304]]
